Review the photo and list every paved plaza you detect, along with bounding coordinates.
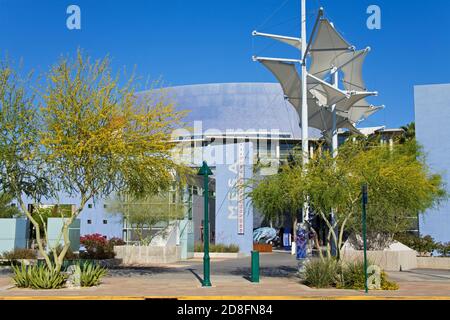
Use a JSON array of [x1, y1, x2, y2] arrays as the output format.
[[0, 252, 449, 299]]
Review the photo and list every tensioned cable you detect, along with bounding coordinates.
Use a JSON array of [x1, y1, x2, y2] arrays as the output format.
[[256, 0, 292, 31]]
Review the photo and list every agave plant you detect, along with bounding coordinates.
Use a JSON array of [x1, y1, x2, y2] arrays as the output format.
[[11, 263, 31, 288], [28, 265, 68, 289], [11, 263, 68, 289], [78, 262, 107, 287]]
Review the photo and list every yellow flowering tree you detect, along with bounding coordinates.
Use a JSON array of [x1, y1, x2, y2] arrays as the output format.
[[0, 52, 189, 272]]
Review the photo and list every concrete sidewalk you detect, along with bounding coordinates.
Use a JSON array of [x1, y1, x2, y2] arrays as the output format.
[[0, 252, 449, 299]]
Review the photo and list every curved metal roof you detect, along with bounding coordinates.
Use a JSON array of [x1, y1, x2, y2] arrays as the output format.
[[139, 83, 321, 140]]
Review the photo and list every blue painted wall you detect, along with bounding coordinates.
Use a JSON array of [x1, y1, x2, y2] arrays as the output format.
[[415, 84, 450, 243], [0, 218, 29, 255], [213, 143, 254, 255]]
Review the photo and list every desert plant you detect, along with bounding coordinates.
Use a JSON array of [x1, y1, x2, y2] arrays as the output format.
[[338, 260, 398, 291], [10, 263, 31, 288], [11, 263, 68, 289], [302, 258, 341, 288], [2, 248, 37, 260], [250, 139, 446, 260], [78, 262, 108, 287], [0, 53, 188, 273]]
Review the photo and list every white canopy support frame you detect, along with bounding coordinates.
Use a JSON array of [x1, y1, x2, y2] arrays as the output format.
[[252, 4, 383, 146], [252, 31, 302, 50]]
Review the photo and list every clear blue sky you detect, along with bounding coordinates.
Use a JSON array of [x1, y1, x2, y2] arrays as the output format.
[[1, 0, 449, 129]]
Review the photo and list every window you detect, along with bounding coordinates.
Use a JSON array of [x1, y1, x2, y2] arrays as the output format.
[[87, 220, 92, 224], [103, 220, 108, 225], [88, 204, 93, 209], [103, 204, 107, 209]]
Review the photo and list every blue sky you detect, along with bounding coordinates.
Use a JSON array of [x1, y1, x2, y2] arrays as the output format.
[[1, 0, 449, 129]]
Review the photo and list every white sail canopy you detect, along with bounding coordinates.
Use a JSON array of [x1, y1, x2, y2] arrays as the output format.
[[336, 91, 376, 112], [259, 58, 360, 134], [253, 14, 382, 139], [334, 49, 369, 91], [309, 19, 352, 79], [338, 100, 383, 124], [252, 31, 302, 50]]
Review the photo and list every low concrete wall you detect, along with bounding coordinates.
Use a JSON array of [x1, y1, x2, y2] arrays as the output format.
[[342, 250, 418, 271], [114, 245, 181, 265], [417, 257, 450, 269], [193, 252, 247, 259]]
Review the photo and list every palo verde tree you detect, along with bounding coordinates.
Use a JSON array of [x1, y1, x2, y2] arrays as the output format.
[[0, 52, 189, 272], [0, 61, 56, 268], [250, 137, 446, 260], [37, 51, 188, 271]]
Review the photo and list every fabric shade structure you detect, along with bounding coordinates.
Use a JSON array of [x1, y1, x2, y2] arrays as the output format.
[[340, 101, 384, 124], [259, 58, 360, 136], [254, 15, 382, 139], [252, 31, 302, 50], [309, 19, 352, 79], [335, 49, 370, 91]]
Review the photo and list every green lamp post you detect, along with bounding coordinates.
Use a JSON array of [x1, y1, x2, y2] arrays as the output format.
[[362, 184, 369, 294], [197, 161, 213, 287]]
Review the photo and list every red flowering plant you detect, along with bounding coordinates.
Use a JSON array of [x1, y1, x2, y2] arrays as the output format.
[[80, 234, 124, 260]]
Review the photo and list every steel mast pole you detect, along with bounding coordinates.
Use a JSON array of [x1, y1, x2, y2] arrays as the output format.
[[330, 69, 339, 256], [331, 70, 339, 158], [301, 0, 309, 223]]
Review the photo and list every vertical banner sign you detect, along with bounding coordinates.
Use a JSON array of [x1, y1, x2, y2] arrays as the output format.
[[237, 143, 245, 235]]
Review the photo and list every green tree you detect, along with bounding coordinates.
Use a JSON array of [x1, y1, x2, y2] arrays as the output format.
[[400, 122, 416, 143], [0, 61, 55, 268], [38, 51, 189, 271], [250, 137, 446, 260], [0, 52, 189, 272]]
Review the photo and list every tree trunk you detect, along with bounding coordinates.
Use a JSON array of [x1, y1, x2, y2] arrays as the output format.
[[16, 197, 54, 270]]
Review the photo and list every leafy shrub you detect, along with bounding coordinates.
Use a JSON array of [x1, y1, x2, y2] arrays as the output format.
[[302, 258, 341, 288], [337, 260, 398, 291], [302, 259, 399, 291], [2, 248, 37, 260], [194, 243, 239, 253], [437, 242, 450, 257], [394, 234, 439, 256], [11, 264, 68, 289], [80, 234, 120, 259], [78, 262, 108, 287], [109, 237, 126, 248]]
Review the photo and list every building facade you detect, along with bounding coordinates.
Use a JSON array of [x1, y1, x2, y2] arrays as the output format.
[[10, 82, 407, 255], [415, 83, 450, 243]]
